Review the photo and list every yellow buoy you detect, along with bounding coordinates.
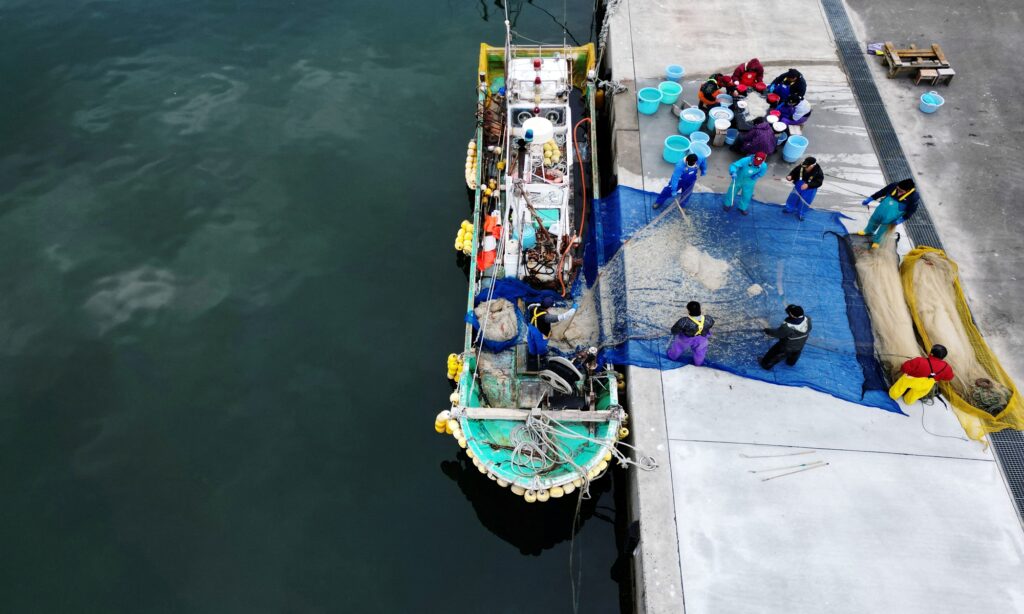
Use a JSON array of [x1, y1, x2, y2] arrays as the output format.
[[447, 419, 459, 432], [445, 422, 453, 435], [604, 451, 613, 462], [497, 479, 509, 488], [524, 490, 537, 503], [562, 483, 575, 495], [449, 392, 460, 404], [597, 460, 608, 473], [477, 463, 487, 474], [618, 427, 629, 440], [572, 478, 584, 488], [536, 489, 550, 502], [465, 448, 475, 459], [457, 437, 467, 449], [511, 485, 525, 496], [434, 423, 446, 433], [496, 160, 505, 170], [550, 486, 564, 498]]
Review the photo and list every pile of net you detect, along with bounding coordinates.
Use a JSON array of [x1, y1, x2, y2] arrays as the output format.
[[851, 232, 922, 379], [901, 247, 1024, 438], [548, 186, 898, 412]]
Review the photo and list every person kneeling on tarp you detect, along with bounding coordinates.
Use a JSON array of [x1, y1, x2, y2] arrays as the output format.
[[668, 301, 715, 366], [760, 305, 812, 369], [654, 153, 706, 210], [857, 178, 920, 248], [526, 297, 576, 371], [888, 345, 954, 405]]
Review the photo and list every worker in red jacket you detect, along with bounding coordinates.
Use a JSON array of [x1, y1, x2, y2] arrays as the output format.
[[731, 58, 765, 89], [888, 345, 954, 405]]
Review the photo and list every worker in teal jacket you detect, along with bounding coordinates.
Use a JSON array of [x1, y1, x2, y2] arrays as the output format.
[[724, 152, 768, 215], [857, 178, 919, 248]]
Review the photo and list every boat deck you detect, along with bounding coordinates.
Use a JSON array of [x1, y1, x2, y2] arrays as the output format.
[[603, 0, 1024, 612]]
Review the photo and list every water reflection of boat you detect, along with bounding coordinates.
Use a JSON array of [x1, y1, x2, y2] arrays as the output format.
[[439, 456, 613, 556]]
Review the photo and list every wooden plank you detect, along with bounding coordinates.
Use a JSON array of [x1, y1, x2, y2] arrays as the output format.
[[885, 42, 903, 65], [894, 49, 938, 58], [884, 43, 902, 78], [462, 407, 617, 422], [932, 44, 949, 65]]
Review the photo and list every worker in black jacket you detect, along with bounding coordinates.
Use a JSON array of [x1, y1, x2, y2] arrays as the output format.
[[760, 305, 812, 370], [781, 157, 824, 220]]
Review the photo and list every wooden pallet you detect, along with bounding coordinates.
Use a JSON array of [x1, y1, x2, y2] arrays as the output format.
[[883, 42, 951, 78]]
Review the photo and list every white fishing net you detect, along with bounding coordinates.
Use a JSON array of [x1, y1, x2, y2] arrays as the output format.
[[909, 251, 990, 390], [474, 298, 518, 342], [548, 207, 771, 364], [852, 233, 921, 378]]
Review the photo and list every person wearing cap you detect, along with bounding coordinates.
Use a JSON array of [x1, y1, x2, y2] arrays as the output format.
[[654, 153, 707, 210], [777, 94, 812, 126], [732, 117, 777, 156], [526, 296, 577, 370], [698, 74, 725, 112], [668, 301, 715, 366], [782, 157, 824, 220], [857, 178, 920, 248], [760, 305, 812, 370], [731, 58, 765, 89], [888, 345, 954, 405], [768, 68, 807, 100], [725, 152, 769, 215]]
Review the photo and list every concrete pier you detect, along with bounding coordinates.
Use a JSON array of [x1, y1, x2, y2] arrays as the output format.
[[601, 1, 1024, 612]]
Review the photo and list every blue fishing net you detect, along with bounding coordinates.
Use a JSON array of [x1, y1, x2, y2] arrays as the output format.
[[580, 185, 900, 414]]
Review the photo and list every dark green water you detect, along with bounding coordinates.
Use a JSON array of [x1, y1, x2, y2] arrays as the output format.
[[0, 1, 626, 612]]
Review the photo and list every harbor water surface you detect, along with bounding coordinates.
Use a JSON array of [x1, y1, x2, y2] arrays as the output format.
[[0, 1, 626, 612]]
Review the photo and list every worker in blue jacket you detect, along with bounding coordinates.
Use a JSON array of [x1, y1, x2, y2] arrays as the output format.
[[857, 178, 920, 248], [654, 153, 707, 209], [724, 152, 768, 215]]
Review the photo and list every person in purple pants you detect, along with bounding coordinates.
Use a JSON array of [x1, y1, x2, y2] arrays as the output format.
[[667, 301, 715, 365]]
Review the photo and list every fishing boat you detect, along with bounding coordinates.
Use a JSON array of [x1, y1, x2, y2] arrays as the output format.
[[435, 41, 631, 503]]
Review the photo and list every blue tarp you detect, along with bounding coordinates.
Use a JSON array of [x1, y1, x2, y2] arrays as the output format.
[[582, 186, 900, 414]]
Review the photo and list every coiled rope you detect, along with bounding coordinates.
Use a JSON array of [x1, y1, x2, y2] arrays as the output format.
[[508, 409, 658, 497]]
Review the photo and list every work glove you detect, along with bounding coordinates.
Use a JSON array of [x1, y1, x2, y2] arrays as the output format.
[[557, 308, 577, 321], [800, 183, 809, 190], [861, 197, 873, 206]]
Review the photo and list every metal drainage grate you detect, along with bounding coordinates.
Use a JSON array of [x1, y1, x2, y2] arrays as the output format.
[[820, 0, 1024, 522]]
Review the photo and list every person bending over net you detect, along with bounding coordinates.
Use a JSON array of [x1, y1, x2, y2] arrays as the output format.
[[526, 296, 577, 371], [668, 301, 715, 366], [858, 178, 919, 248], [760, 305, 812, 370], [654, 153, 706, 210], [888, 345, 953, 405]]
